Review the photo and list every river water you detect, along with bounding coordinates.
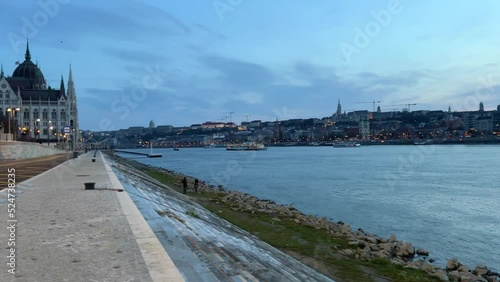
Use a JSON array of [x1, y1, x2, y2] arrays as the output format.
[[117, 145, 500, 270]]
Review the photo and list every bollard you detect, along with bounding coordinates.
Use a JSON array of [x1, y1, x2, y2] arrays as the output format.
[[92, 159, 95, 162], [84, 182, 95, 190]]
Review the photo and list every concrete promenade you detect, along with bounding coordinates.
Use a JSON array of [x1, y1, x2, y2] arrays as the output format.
[[0, 151, 184, 281]]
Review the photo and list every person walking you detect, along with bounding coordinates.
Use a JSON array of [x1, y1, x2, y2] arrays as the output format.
[[182, 177, 188, 194], [194, 179, 199, 193]]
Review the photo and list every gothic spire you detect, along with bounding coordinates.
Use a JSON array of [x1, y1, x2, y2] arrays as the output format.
[[69, 64, 73, 82], [60, 74, 65, 94], [0, 63, 4, 79], [67, 64, 76, 100], [25, 40, 31, 61]]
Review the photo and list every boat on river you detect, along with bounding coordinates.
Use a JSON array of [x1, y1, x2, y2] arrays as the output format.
[[226, 142, 267, 151], [413, 139, 433, 145], [333, 142, 361, 148]]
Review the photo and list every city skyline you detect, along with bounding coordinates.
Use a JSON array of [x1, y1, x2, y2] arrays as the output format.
[[1, 0, 500, 130]]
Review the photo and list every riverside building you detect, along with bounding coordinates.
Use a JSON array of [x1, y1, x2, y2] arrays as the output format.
[[0, 42, 79, 148]]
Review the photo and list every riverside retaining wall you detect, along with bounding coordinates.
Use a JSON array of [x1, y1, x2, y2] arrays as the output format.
[[0, 141, 66, 160]]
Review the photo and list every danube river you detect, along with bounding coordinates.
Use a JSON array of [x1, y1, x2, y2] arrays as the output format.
[[117, 145, 500, 270]]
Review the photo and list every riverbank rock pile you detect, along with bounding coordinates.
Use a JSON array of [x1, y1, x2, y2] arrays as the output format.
[[110, 157, 499, 282], [211, 189, 499, 282]]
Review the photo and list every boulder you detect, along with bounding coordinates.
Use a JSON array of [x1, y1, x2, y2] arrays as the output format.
[[431, 269, 449, 281], [420, 261, 434, 273], [389, 234, 397, 242], [474, 264, 489, 276], [459, 271, 486, 282], [416, 248, 429, 256], [348, 240, 359, 247], [446, 258, 461, 271], [365, 236, 378, 244], [378, 242, 392, 252], [447, 270, 461, 281], [393, 242, 415, 258], [458, 265, 471, 273], [369, 244, 380, 252], [373, 250, 390, 259]]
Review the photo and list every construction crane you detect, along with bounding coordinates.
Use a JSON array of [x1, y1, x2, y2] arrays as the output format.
[[223, 111, 235, 122], [239, 114, 251, 122], [389, 103, 417, 112], [355, 100, 381, 112]]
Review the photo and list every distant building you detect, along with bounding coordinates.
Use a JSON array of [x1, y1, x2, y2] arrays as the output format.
[[155, 125, 173, 134], [149, 120, 155, 128], [202, 121, 225, 129], [476, 116, 493, 133], [1, 42, 79, 146]]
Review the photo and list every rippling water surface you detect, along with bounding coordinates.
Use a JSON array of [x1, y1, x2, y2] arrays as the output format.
[[118, 145, 500, 269]]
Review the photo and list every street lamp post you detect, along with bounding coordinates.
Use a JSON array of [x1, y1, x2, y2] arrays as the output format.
[[36, 118, 40, 143], [7, 108, 11, 140], [13, 108, 20, 141], [48, 121, 52, 146]]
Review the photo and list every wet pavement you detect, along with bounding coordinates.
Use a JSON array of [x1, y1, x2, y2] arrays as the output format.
[[111, 159, 334, 282]]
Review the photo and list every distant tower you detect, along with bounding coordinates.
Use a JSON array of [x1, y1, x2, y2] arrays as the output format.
[[0, 63, 3, 79], [336, 99, 342, 115], [446, 105, 453, 121], [479, 101, 484, 112], [274, 117, 281, 141], [377, 106, 381, 113], [149, 120, 155, 128], [497, 105, 500, 111]]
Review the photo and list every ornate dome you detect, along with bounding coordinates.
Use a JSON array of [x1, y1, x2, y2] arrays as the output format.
[[11, 42, 46, 89]]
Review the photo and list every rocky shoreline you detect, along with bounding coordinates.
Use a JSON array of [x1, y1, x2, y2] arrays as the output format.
[[213, 189, 499, 282], [113, 154, 499, 282]]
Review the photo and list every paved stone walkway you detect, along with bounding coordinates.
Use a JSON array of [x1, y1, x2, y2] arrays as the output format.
[[0, 151, 183, 282]]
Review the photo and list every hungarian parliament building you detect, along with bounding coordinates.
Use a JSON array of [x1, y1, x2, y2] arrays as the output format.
[[0, 42, 79, 145]]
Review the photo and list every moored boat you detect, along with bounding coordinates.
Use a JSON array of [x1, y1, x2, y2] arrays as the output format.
[[413, 139, 433, 145], [226, 142, 267, 151], [333, 142, 361, 148]]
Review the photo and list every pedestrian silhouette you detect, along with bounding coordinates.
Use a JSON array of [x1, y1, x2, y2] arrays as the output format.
[[194, 179, 199, 193], [182, 177, 188, 194]]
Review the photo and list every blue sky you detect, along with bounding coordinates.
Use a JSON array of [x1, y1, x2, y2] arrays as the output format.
[[1, 0, 500, 130]]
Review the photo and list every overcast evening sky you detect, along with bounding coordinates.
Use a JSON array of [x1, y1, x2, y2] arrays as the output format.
[[1, 0, 500, 131]]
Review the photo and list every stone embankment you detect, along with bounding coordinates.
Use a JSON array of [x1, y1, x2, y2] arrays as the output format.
[[124, 160, 500, 282], [211, 190, 499, 282]]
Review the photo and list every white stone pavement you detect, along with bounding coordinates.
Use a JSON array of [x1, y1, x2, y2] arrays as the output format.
[[0, 151, 184, 282]]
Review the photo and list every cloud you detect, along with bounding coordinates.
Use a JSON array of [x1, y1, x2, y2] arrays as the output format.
[[101, 47, 168, 65], [194, 24, 226, 40], [234, 92, 264, 104], [199, 54, 277, 89]]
